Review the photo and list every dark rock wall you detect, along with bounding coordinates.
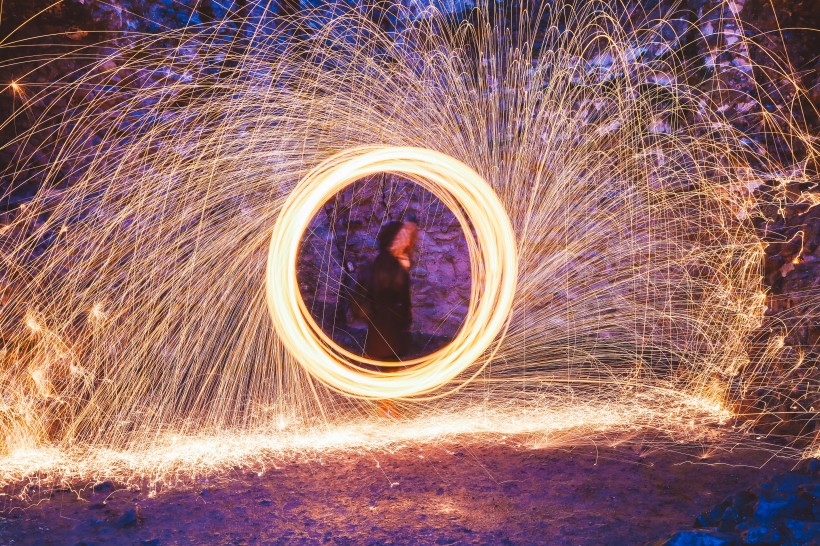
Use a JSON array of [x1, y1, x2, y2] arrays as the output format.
[[0, 1, 817, 410], [297, 175, 471, 339]]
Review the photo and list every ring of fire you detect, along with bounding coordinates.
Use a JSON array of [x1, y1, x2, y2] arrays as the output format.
[[266, 146, 518, 399]]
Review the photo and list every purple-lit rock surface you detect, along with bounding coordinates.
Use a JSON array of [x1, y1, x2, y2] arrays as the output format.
[[0, 442, 802, 545], [661, 458, 820, 545]]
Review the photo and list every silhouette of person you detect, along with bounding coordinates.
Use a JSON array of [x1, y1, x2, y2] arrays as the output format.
[[364, 219, 418, 361]]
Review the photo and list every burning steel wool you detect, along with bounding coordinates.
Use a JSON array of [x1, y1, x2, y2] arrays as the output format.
[[0, 1, 817, 488]]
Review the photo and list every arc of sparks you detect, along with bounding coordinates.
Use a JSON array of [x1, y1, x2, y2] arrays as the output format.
[[267, 146, 518, 399]]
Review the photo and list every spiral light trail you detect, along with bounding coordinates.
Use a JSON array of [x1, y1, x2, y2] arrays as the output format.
[[0, 1, 816, 489], [268, 145, 517, 399]]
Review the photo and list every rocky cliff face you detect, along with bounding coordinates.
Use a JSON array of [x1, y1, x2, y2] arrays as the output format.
[[0, 1, 817, 426], [297, 175, 471, 341]]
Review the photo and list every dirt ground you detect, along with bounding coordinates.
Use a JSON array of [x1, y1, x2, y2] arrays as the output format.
[[0, 439, 797, 545]]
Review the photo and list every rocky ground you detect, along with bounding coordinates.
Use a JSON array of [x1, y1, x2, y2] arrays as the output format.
[[663, 458, 820, 545], [0, 439, 809, 545]]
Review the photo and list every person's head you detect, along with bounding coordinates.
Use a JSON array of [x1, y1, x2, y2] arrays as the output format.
[[376, 219, 418, 270], [377, 221, 405, 252]]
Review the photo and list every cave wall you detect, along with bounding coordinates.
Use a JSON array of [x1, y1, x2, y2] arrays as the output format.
[[0, 1, 818, 371], [298, 176, 471, 339]]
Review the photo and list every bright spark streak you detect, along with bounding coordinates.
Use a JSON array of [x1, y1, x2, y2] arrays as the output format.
[[0, 0, 816, 489], [267, 146, 517, 399]]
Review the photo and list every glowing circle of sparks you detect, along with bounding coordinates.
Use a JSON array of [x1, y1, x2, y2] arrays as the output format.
[[266, 146, 518, 399]]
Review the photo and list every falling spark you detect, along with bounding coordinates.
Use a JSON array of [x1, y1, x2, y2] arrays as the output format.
[[0, 1, 816, 489]]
